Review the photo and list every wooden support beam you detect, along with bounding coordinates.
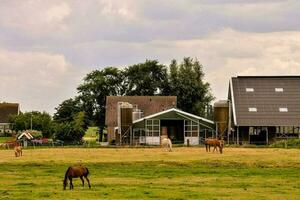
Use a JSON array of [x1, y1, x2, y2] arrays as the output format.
[[237, 126, 239, 145]]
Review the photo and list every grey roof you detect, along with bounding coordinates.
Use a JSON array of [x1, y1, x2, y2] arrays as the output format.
[[229, 76, 300, 126]]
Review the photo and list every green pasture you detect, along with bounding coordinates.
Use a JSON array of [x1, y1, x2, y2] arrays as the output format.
[[0, 137, 13, 143], [0, 147, 299, 200]]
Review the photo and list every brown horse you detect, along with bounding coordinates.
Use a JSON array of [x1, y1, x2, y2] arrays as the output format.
[[14, 146, 22, 157], [204, 139, 224, 154], [63, 165, 91, 190]]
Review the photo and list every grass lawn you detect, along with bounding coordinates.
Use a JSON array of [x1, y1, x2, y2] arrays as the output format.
[[0, 147, 299, 200], [0, 137, 13, 143]]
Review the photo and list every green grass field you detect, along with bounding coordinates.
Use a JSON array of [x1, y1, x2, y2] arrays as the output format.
[[0, 147, 299, 200]]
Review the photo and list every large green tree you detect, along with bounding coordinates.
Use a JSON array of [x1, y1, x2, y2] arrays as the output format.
[[77, 67, 124, 141], [168, 57, 214, 117], [123, 60, 169, 95], [53, 98, 82, 123], [52, 111, 86, 142]]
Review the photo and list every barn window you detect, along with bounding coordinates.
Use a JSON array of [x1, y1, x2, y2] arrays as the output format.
[[184, 120, 199, 137], [275, 88, 284, 92], [146, 119, 160, 137], [279, 107, 288, 112], [246, 88, 254, 92], [248, 107, 257, 112]]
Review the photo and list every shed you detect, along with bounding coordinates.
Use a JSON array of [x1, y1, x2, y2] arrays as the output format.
[[18, 131, 33, 147]]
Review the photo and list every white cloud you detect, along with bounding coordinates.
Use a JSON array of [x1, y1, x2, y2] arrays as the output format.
[[1, 1, 300, 113], [0, 49, 84, 114]]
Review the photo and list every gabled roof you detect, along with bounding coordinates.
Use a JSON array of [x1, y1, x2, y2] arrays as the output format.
[[230, 76, 300, 126], [18, 132, 33, 140], [133, 108, 214, 124], [105, 96, 177, 127], [0, 103, 19, 123]]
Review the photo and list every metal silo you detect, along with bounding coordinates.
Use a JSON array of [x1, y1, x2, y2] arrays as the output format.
[[117, 102, 133, 145], [214, 100, 230, 139]]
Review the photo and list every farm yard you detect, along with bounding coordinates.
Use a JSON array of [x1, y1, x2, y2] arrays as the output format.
[[0, 147, 300, 200]]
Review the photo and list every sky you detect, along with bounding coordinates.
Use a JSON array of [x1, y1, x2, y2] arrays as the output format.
[[1, 0, 300, 114]]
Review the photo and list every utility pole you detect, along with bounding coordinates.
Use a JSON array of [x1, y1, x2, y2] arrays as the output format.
[[30, 111, 33, 131]]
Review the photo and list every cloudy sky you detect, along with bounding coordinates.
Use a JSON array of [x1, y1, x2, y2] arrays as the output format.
[[1, 0, 300, 114]]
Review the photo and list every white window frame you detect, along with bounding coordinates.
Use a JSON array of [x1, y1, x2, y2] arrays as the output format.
[[275, 88, 284, 92], [145, 119, 160, 137], [246, 88, 254, 92], [248, 107, 257, 112], [279, 107, 288, 112]]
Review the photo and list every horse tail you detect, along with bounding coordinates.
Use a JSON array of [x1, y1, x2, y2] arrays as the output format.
[[85, 167, 89, 177]]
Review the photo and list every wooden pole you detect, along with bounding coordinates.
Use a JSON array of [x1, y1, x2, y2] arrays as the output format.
[[266, 128, 269, 145], [237, 126, 239, 145]]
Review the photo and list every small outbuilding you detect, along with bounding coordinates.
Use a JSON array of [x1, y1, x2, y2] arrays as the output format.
[[17, 131, 33, 147]]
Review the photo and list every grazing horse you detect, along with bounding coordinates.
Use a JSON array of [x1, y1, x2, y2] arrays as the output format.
[[14, 146, 22, 157], [161, 138, 172, 152], [204, 139, 224, 154], [63, 165, 91, 190]]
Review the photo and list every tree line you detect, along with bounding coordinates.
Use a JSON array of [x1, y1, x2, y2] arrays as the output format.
[[9, 57, 214, 142]]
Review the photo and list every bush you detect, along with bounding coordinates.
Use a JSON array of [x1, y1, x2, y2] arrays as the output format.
[[270, 139, 300, 148]]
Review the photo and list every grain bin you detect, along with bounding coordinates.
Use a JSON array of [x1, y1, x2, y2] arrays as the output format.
[[117, 102, 133, 145], [214, 100, 230, 139], [132, 108, 144, 122]]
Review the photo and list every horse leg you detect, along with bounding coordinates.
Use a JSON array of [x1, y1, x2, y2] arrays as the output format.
[[69, 178, 73, 190], [219, 146, 223, 154], [85, 176, 91, 189], [80, 176, 85, 188]]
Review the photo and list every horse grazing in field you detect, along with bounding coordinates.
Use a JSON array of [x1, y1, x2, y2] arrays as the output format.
[[63, 165, 91, 190], [14, 146, 22, 157], [204, 139, 224, 154], [161, 138, 173, 152]]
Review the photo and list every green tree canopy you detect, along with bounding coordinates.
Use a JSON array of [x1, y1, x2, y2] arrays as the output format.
[[168, 57, 214, 116], [123, 60, 168, 95], [9, 111, 53, 138]]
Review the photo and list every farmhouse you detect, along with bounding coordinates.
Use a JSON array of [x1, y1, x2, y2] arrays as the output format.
[[228, 76, 300, 144], [105, 96, 214, 145], [0, 103, 19, 135]]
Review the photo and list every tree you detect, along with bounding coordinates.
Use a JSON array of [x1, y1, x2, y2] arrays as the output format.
[[9, 111, 53, 138], [53, 112, 86, 142], [53, 98, 82, 123], [123, 60, 169, 95], [77, 67, 124, 141], [168, 57, 214, 117]]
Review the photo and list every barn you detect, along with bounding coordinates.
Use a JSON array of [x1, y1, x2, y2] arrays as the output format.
[[105, 96, 214, 145], [0, 103, 19, 135], [227, 76, 300, 145]]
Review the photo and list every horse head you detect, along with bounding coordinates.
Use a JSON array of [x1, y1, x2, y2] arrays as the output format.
[[63, 179, 67, 190]]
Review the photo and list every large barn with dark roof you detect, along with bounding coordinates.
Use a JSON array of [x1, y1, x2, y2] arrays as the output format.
[[228, 76, 300, 144]]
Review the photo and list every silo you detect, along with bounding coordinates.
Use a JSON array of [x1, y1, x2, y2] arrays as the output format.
[[117, 102, 133, 145], [214, 100, 229, 139], [132, 108, 144, 122]]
